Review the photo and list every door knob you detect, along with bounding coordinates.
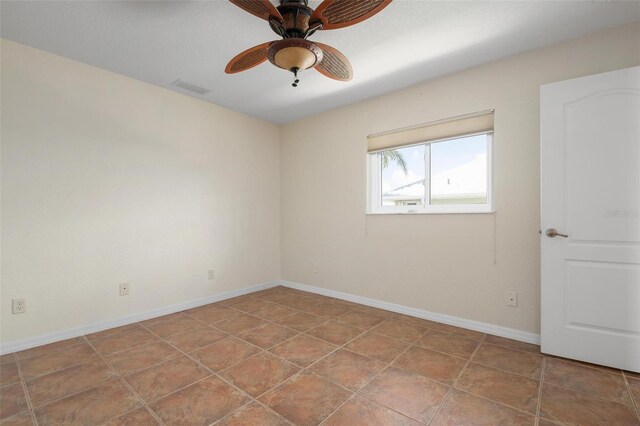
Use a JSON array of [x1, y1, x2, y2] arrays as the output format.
[[545, 228, 568, 238]]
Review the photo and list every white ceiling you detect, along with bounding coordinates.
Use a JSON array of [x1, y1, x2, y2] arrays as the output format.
[[2, 1, 639, 123]]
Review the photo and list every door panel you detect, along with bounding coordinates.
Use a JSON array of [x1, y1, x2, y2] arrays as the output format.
[[541, 66, 640, 372], [566, 91, 640, 243], [566, 261, 640, 333]]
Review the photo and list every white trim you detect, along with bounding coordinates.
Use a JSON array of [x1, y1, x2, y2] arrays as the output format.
[[1, 279, 540, 354], [0, 281, 279, 355], [279, 280, 540, 345]]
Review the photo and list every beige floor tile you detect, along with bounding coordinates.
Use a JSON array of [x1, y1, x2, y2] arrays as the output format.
[[456, 363, 539, 414], [345, 332, 409, 363], [472, 343, 542, 378], [324, 396, 422, 426], [540, 383, 639, 426], [34, 379, 141, 425], [164, 327, 227, 353], [269, 335, 336, 367], [26, 358, 117, 407], [309, 349, 385, 392], [259, 372, 352, 426], [306, 321, 364, 345], [417, 330, 480, 359], [275, 312, 327, 332], [393, 346, 467, 385], [104, 340, 180, 376], [221, 352, 299, 397], [372, 319, 428, 343], [238, 323, 298, 349], [124, 356, 210, 402], [0, 384, 29, 420], [150, 376, 248, 425], [215, 401, 290, 426], [361, 367, 449, 423], [544, 357, 633, 406], [431, 389, 535, 426], [190, 338, 261, 372], [103, 407, 159, 425]]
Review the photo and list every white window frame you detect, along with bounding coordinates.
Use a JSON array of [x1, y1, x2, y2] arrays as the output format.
[[367, 132, 494, 215]]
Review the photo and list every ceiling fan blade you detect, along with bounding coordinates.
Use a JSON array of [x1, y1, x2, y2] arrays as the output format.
[[310, 0, 392, 30], [229, 0, 283, 22], [315, 43, 353, 81], [225, 41, 273, 74]]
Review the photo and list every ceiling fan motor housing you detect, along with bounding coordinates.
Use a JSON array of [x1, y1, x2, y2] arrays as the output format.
[[273, 0, 315, 38], [267, 39, 323, 73]]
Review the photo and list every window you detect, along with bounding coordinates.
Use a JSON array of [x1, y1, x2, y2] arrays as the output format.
[[367, 111, 494, 214]]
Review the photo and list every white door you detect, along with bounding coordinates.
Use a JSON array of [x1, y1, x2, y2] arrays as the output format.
[[540, 66, 640, 372]]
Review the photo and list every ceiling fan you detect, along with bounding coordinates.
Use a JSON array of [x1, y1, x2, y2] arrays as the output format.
[[225, 0, 392, 87]]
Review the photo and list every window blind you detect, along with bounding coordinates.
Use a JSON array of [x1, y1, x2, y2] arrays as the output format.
[[367, 110, 494, 153]]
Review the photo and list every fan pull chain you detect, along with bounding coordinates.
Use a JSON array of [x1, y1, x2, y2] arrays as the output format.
[[292, 67, 300, 87]]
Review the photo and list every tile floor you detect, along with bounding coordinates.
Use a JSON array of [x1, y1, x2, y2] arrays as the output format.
[[1, 286, 639, 425]]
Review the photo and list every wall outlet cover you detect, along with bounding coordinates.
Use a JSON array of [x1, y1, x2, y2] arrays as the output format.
[[12, 298, 26, 314]]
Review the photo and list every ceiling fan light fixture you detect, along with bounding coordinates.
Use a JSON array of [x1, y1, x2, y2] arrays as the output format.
[[275, 46, 316, 71], [268, 39, 323, 73]]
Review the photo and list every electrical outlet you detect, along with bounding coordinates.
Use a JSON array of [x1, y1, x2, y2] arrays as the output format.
[[506, 292, 518, 307], [119, 283, 130, 296], [208, 270, 215, 280], [313, 263, 318, 274], [12, 298, 26, 314]]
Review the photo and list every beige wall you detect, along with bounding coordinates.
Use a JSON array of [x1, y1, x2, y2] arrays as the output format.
[[2, 21, 639, 347], [1, 39, 281, 344], [280, 22, 640, 334]]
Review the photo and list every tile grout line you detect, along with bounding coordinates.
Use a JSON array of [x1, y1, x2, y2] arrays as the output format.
[[267, 301, 635, 426], [13, 354, 40, 426], [17, 335, 164, 425], [441, 341, 547, 421], [17, 346, 125, 420], [351, 329, 438, 424], [534, 356, 546, 426], [544, 354, 625, 376], [198, 297, 328, 425], [318, 323, 435, 425], [116, 290, 326, 421], [242, 319, 375, 408], [541, 367, 638, 409], [15, 345, 124, 383], [241, 314, 402, 425], [137, 320, 296, 426], [5, 289, 307, 425], [425, 333, 488, 425], [180, 298, 552, 420], [82, 335, 169, 426], [7, 290, 455, 424], [465, 356, 544, 381], [416, 341, 545, 419], [136, 334, 254, 422], [621, 371, 640, 423], [211, 298, 468, 424]]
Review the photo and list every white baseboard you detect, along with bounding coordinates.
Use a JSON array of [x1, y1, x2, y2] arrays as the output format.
[[0, 281, 279, 355], [1, 279, 540, 355], [280, 280, 540, 345]]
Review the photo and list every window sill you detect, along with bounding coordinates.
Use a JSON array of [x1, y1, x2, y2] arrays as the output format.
[[366, 210, 495, 216]]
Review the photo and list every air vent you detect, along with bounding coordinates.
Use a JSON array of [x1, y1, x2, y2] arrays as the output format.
[[170, 79, 210, 95]]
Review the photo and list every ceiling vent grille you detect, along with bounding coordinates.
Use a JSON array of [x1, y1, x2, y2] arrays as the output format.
[[171, 79, 210, 95]]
